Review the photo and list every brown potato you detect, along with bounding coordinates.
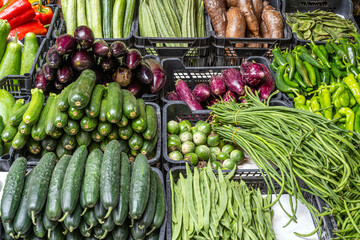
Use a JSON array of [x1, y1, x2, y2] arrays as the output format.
[[204, 0, 227, 37], [262, 8, 284, 38], [226, 0, 238, 7], [252, 0, 263, 22], [226, 7, 246, 47], [238, 0, 260, 37]]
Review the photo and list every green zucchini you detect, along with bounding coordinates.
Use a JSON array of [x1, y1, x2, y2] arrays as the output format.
[[68, 70, 96, 109], [99, 98, 108, 122], [21, 33, 39, 75], [18, 120, 31, 135], [106, 82, 122, 123], [129, 132, 144, 150], [141, 132, 158, 156], [45, 96, 58, 136], [85, 84, 105, 118], [132, 99, 147, 133], [49, 225, 65, 240], [65, 0, 77, 35], [100, 138, 110, 152], [130, 148, 138, 157], [66, 229, 82, 240], [112, 225, 129, 240], [68, 107, 85, 120], [123, 0, 136, 38], [91, 0, 103, 38], [118, 114, 128, 127], [64, 119, 80, 136], [101, 0, 113, 38], [0, 115, 5, 134], [28, 139, 41, 155], [83, 208, 99, 229], [27, 153, 57, 224], [58, 83, 74, 111], [32, 94, 57, 141], [9, 102, 30, 126], [138, 170, 157, 229], [118, 139, 130, 153], [101, 215, 115, 239], [23, 88, 45, 126], [79, 220, 92, 237], [80, 116, 98, 132], [12, 131, 29, 150], [43, 212, 57, 239], [64, 204, 82, 232], [84, 149, 103, 208], [98, 121, 112, 136], [33, 212, 46, 238], [76, 130, 92, 147], [1, 157, 27, 222], [148, 171, 165, 234], [122, 89, 139, 119], [119, 124, 133, 140], [94, 200, 106, 224], [130, 220, 146, 240], [1, 124, 17, 143], [92, 130, 104, 142], [93, 225, 105, 239], [0, 20, 11, 61], [147, 230, 160, 240], [107, 126, 119, 140], [51, 127, 64, 139], [88, 142, 100, 152], [143, 105, 157, 140], [54, 107, 69, 128], [42, 137, 57, 151], [56, 144, 72, 159], [2, 222, 14, 237], [61, 134, 77, 150], [77, 0, 87, 26], [0, 40, 21, 80], [113, 0, 126, 38]]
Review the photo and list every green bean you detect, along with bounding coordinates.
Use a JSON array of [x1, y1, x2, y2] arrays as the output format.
[[179, 174, 190, 231], [226, 181, 235, 220], [170, 172, 177, 224], [185, 164, 199, 231], [193, 169, 204, 231], [202, 170, 210, 232], [216, 169, 227, 222], [172, 184, 183, 240]]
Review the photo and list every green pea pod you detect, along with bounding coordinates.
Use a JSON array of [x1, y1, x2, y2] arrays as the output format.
[[320, 88, 333, 120], [303, 62, 317, 86], [272, 46, 287, 67], [295, 56, 312, 87], [285, 52, 295, 80], [343, 74, 360, 105]]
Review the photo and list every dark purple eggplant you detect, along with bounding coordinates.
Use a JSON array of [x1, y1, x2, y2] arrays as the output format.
[[175, 79, 202, 111], [113, 67, 132, 87], [209, 75, 226, 96], [109, 41, 127, 57], [57, 65, 73, 83], [126, 80, 142, 97], [143, 58, 166, 93], [167, 91, 179, 101], [74, 26, 95, 50], [54, 80, 64, 90], [46, 46, 62, 69], [136, 61, 153, 85], [258, 63, 275, 100], [193, 83, 211, 102], [221, 69, 245, 96], [72, 50, 95, 71], [240, 62, 266, 87], [55, 34, 77, 55], [93, 40, 109, 57], [34, 70, 48, 90], [100, 56, 115, 71], [42, 63, 55, 81], [207, 95, 217, 107], [222, 91, 237, 102], [126, 49, 142, 70]]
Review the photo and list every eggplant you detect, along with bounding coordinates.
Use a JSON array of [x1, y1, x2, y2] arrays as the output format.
[[46, 46, 62, 69], [93, 40, 109, 57], [126, 80, 142, 97], [209, 75, 226, 96], [72, 50, 95, 71], [57, 65, 73, 83], [54, 80, 64, 90], [42, 63, 55, 81], [74, 26, 95, 50], [192, 83, 211, 102], [109, 41, 127, 57], [136, 61, 153, 85], [258, 63, 275, 100], [55, 34, 77, 55], [144, 58, 165, 93], [207, 95, 217, 107], [34, 70, 48, 90], [113, 67, 132, 87], [240, 62, 266, 87], [100, 56, 115, 71], [221, 69, 245, 96], [166, 91, 179, 101], [175, 80, 202, 111], [126, 49, 142, 70], [222, 91, 237, 102]]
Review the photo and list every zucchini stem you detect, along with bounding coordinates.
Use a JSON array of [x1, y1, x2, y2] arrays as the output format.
[[104, 207, 112, 219], [58, 211, 69, 222]]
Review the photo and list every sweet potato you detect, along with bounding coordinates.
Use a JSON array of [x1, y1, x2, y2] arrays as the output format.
[[226, 7, 246, 47], [260, 20, 269, 47], [252, 0, 263, 22], [238, 0, 260, 37], [204, 0, 227, 37], [226, 0, 238, 7], [262, 7, 284, 38]]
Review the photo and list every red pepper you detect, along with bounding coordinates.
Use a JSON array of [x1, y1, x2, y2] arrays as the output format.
[[0, 1, 3, 8], [7, 7, 35, 29], [8, 19, 47, 40], [0, 0, 33, 21], [32, 1, 53, 25]]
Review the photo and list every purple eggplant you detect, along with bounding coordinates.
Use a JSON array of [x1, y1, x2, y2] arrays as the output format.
[[209, 75, 226, 96], [175, 79, 203, 111], [167, 91, 179, 101], [54, 80, 64, 90], [222, 91, 237, 102], [113, 67, 132, 87], [46, 46, 62, 69], [42, 63, 55, 81], [207, 95, 217, 107], [136, 61, 153, 85], [93, 40, 109, 57], [221, 69, 245, 96], [126, 80, 142, 97], [72, 50, 95, 71], [144, 58, 166, 93], [193, 83, 211, 102], [34, 70, 48, 90], [55, 34, 77, 55], [57, 65, 73, 83], [240, 62, 266, 87], [109, 41, 127, 57], [126, 49, 142, 70], [100, 56, 115, 71], [258, 63, 275, 100], [74, 26, 95, 50]]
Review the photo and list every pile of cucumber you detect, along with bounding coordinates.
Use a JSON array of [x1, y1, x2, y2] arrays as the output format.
[[0, 140, 165, 240], [2, 69, 158, 161]]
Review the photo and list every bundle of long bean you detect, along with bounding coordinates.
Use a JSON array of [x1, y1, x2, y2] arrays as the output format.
[[171, 164, 276, 240], [209, 89, 360, 238]]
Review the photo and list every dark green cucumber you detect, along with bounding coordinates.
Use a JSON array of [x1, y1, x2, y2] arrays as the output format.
[[76, 130, 92, 147], [85, 84, 105, 118], [101, 215, 115, 239], [80, 116, 98, 132], [33, 212, 46, 238], [49, 225, 65, 240], [107, 126, 119, 140], [51, 127, 64, 139], [1, 124, 17, 143], [64, 119, 80, 136], [94, 201, 107, 224], [45, 96, 58, 136], [42, 148, 51, 156], [141, 132, 158, 156], [93, 225, 105, 239], [101, 0, 113, 38], [12, 131, 29, 150], [42, 136, 58, 151], [13, 170, 33, 238], [64, 204, 82, 232], [122, 89, 139, 119], [56, 144, 72, 159], [113, 153, 130, 226], [131, 99, 147, 133], [106, 82, 122, 123], [46, 155, 71, 221], [117, 114, 128, 128], [99, 98, 108, 122], [130, 149, 138, 157], [18, 120, 31, 135], [0, 115, 5, 134], [79, 220, 92, 237], [68, 70, 96, 109], [118, 139, 130, 153], [28, 139, 41, 155], [130, 220, 146, 240], [66, 230, 82, 240], [9, 102, 30, 126], [100, 140, 121, 218], [143, 105, 157, 140], [27, 153, 57, 224], [54, 107, 69, 129], [112, 225, 129, 240], [147, 230, 160, 240], [61, 134, 77, 150], [129, 154, 150, 219], [3, 222, 15, 237], [84, 149, 103, 208], [83, 208, 99, 229], [89, 142, 100, 152], [23, 88, 45, 126], [58, 83, 74, 111], [43, 212, 57, 239], [98, 121, 112, 136], [68, 107, 85, 121], [119, 125, 133, 140], [60, 146, 88, 221], [138, 170, 157, 229], [92, 130, 104, 142], [148, 171, 165, 234], [128, 133, 144, 150], [1, 157, 27, 222], [100, 138, 111, 152]]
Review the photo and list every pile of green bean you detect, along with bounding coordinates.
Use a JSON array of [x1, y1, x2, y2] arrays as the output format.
[[170, 164, 276, 240], [209, 89, 360, 238]]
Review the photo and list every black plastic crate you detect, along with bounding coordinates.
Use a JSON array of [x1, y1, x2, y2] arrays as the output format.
[[45, 4, 61, 40], [165, 166, 336, 240]]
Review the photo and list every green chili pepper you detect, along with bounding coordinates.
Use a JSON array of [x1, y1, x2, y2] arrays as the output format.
[[329, 82, 341, 93], [272, 46, 287, 67], [332, 84, 345, 109], [283, 69, 298, 88], [285, 52, 295, 80], [319, 45, 328, 60], [330, 63, 344, 79], [314, 68, 321, 87], [298, 51, 324, 69], [287, 93, 295, 98], [270, 61, 279, 72], [295, 55, 312, 87], [332, 56, 345, 70], [340, 38, 350, 53], [330, 73, 335, 84], [325, 41, 335, 55], [275, 65, 297, 93], [352, 104, 359, 113], [345, 44, 357, 67], [343, 74, 360, 105], [310, 41, 331, 69], [330, 42, 347, 60], [294, 95, 309, 111], [320, 67, 331, 85], [339, 90, 350, 108], [335, 107, 355, 136], [293, 72, 307, 90], [310, 96, 323, 116], [347, 66, 360, 79], [320, 87, 333, 120], [303, 61, 317, 86], [354, 107, 360, 134], [349, 90, 357, 107]]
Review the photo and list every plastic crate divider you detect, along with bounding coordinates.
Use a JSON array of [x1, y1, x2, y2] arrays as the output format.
[[146, 102, 162, 166], [46, 4, 60, 40], [152, 167, 167, 240]]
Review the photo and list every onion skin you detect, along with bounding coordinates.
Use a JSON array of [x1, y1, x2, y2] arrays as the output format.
[[175, 80, 203, 111], [240, 62, 266, 87], [222, 68, 245, 96], [167, 91, 179, 101], [222, 90, 237, 102], [257, 63, 275, 100], [193, 83, 211, 102], [209, 75, 227, 96]]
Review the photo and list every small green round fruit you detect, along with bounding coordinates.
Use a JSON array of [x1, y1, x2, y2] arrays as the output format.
[[222, 144, 234, 154], [193, 131, 207, 145], [210, 147, 221, 156], [212, 161, 221, 170], [207, 132, 220, 147], [168, 138, 181, 152], [223, 159, 236, 169], [230, 149, 244, 164], [181, 141, 196, 155], [184, 153, 198, 166], [179, 120, 192, 133], [179, 131, 193, 143], [169, 151, 183, 161], [167, 120, 179, 134], [217, 152, 229, 161], [195, 145, 210, 161], [197, 122, 211, 136]]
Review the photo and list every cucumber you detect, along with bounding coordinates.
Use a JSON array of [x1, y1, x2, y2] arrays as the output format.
[[93, 225, 105, 239], [43, 212, 57, 239], [1, 124, 17, 143], [113, 153, 130, 225], [64, 119, 80, 136], [99, 98, 108, 122], [85, 84, 105, 118], [112, 225, 129, 240], [101, 0, 113, 38], [27, 153, 57, 224], [60, 146, 88, 221], [58, 83, 74, 111], [77, 0, 88, 26], [68, 70, 96, 109], [113, 0, 126, 38], [9, 102, 30, 126], [49, 225, 65, 240], [12, 131, 28, 150], [32, 94, 57, 141], [68, 107, 85, 120], [138, 170, 158, 229], [61, 134, 77, 150], [92, 130, 104, 142], [123, 0, 136, 38], [147, 230, 160, 240], [65, 0, 76, 35], [28, 139, 41, 155], [130, 220, 146, 240], [42, 137, 57, 151], [98, 121, 112, 136], [83, 208, 99, 229], [0, 40, 21, 81], [13, 171, 33, 238], [107, 126, 119, 140], [132, 99, 147, 133], [33, 212, 46, 238], [1, 157, 27, 222], [84, 149, 103, 208], [89, 142, 100, 152], [64, 204, 82, 232], [80, 116, 98, 132], [119, 124, 133, 140], [0, 115, 5, 134], [3, 222, 14, 237], [118, 139, 130, 153], [54, 107, 69, 128], [143, 105, 157, 140], [79, 220, 92, 237], [80, 182, 87, 213], [91, 0, 103, 38], [141, 132, 158, 156], [0, 20, 11, 61], [76, 130, 92, 147], [56, 144, 73, 159], [45, 96, 58, 136], [46, 155, 71, 221], [51, 127, 64, 139], [21, 33, 39, 75], [100, 140, 121, 218], [101, 215, 115, 239], [94, 200, 106, 224], [100, 138, 111, 152], [148, 171, 165, 234], [106, 82, 122, 123], [122, 89, 139, 119], [18, 120, 31, 135], [23, 88, 45, 126], [66, 230, 82, 240], [118, 114, 128, 127], [129, 133, 144, 150]]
